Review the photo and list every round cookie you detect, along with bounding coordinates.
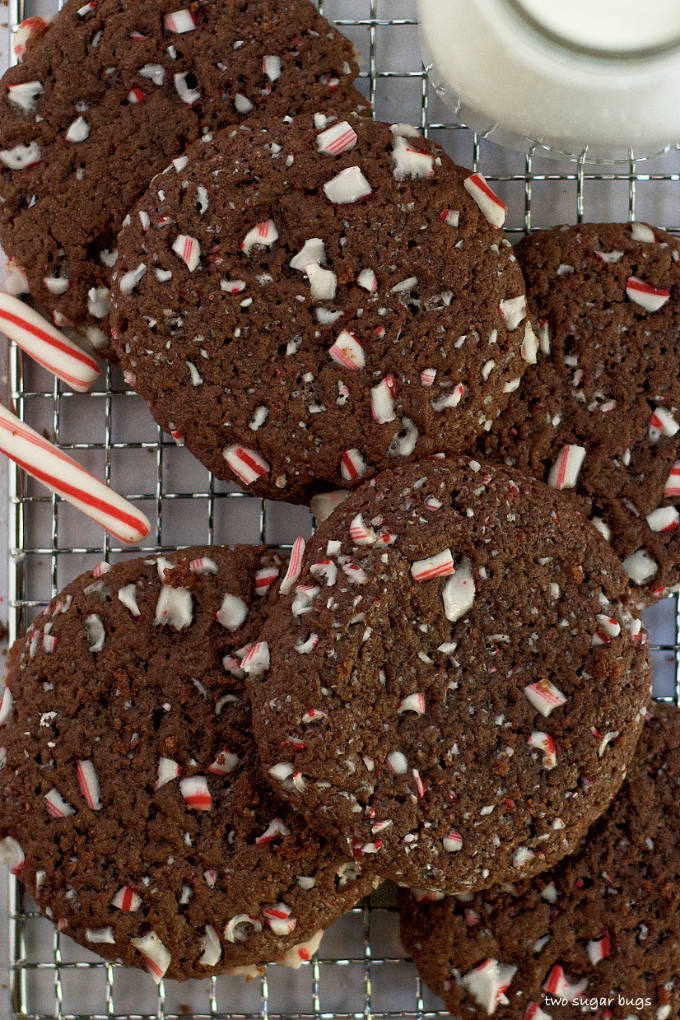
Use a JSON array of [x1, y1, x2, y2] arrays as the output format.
[[398, 704, 680, 1019], [482, 221, 680, 606], [247, 458, 651, 894], [110, 115, 533, 503], [0, 548, 376, 982], [0, 0, 363, 341]]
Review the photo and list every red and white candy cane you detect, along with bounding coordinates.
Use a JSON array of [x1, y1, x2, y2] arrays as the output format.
[[0, 402, 149, 544], [280, 536, 305, 595], [0, 292, 99, 392], [463, 172, 507, 227], [625, 276, 670, 312]]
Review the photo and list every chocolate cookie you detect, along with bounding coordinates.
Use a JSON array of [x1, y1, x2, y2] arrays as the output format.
[[482, 222, 680, 606], [0, 0, 363, 341], [0, 548, 376, 982], [399, 704, 680, 1019], [109, 115, 532, 503], [247, 458, 651, 893]]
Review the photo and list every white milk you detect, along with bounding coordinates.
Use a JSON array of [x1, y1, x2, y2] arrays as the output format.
[[420, 0, 680, 160]]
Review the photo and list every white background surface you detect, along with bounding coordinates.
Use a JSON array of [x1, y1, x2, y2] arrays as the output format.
[[0, 1, 679, 1017]]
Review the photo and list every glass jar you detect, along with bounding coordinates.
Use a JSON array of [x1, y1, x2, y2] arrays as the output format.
[[419, 0, 680, 162]]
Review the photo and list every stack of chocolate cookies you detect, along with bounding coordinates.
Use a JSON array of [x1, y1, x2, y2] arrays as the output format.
[[1, 2, 679, 1017]]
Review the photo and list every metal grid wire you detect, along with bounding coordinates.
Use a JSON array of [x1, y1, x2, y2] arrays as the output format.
[[5, 0, 680, 1017]]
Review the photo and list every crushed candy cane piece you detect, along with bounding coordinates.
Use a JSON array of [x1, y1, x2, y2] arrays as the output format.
[[442, 559, 475, 622], [323, 166, 372, 204], [317, 121, 358, 155], [626, 276, 670, 312], [464, 172, 506, 227], [223, 445, 270, 486], [131, 931, 171, 983], [524, 680, 567, 717], [548, 444, 586, 490], [180, 775, 212, 811], [172, 234, 200, 272]]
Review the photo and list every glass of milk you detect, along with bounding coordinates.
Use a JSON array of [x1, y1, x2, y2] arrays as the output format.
[[420, 0, 680, 161]]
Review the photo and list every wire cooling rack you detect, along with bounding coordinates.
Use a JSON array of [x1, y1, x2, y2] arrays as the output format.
[[4, 0, 680, 1017]]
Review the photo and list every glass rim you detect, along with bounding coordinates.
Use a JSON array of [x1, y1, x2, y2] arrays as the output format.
[[505, 0, 680, 61]]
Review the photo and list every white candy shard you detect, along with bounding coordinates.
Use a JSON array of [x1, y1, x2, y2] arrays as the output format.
[[463, 172, 507, 227], [646, 506, 680, 532], [310, 489, 350, 522], [548, 444, 586, 490], [198, 925, 222, 966], [626, 276, 670, 312], [174, 71, 201, 105], [371, 375, 397, 424], [172, 234, 200, 272], [131, 931, 172, 983], [87, 285, 110, 318], [387, 750, 408, 774], [542, 963, 588, 1001], [117, 584, 140, 616], [443, 830, 463, 852], [280, 536, 305, 595], [411, 548, 454, 582], [140, 63, 166, 86], [112, 886, 142, 911], [155, 757, 180, 789], [0, 835, 24, 873], [7, 80, 43, 112], [317, 121, 358, 156], [520, 321, 538, 363], [0, 686, 13, 725], [0, 141, 41, 169], [77, 759, 102, 810], [86, 927, 115, 944], [460, 958, 517, 1015], [649, 406, 679, 441], [216, 593, 248, 631], [84, 613, 105, 652], [306, 263, 337, 301], [225, 914, 262, 943], [164, 9, 197, 33], [262, 54, 282, 81], [357, 268, 377, 292], [180, 775, 212, 811], [241, 219, 278, 255], [290, 238, 325, 271], [524, 680, 567, 717], [630, 222, 656, 243], [240, 641, 270, 676], [154, 586, 193, 629], [499, 295, 527, 330], [280, 929, 324, 968], [442, 559, 475, 622], [223, 444, 270, 486], [623, 548, 658, 585], [119, 262, 147, 294], [527, 731, 557, 770], [323, 166, 372, 204], [329, 331, 365, 370], [340, 448, 368, 481], [65, 116, 90, 143], [391, 134, 435, 180], [45, 788, 74, 818], [264, 902, 296, 935]]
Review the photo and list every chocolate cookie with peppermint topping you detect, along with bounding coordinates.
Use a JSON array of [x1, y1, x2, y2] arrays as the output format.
[[110, 114, 533, 503], [247, 458, 651, 893], [399, 704, 680, 1019], [482, 222, 680, 606], [0, 0, 364, 342], [0, 547, 376, 982]]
